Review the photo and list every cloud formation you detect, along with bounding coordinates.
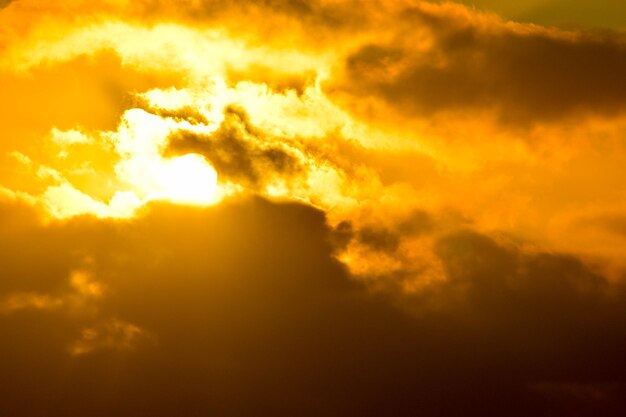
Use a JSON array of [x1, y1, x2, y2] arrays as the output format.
[[0, 197, 626, 415], [166, 106, 303, 189], [2, 1, 626, 415], [331, 2, 626, 127]]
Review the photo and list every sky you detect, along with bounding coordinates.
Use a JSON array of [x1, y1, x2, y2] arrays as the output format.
[[1, 0, 626, 415], [446, 0, 626, 29]]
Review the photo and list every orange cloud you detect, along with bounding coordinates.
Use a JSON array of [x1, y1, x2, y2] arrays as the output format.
[[2, 2, 626, 414]]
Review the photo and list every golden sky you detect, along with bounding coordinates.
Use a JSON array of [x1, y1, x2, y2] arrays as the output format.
[[2, 1, 626, 415]]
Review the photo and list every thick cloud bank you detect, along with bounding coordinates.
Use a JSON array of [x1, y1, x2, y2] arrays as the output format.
[[0, 198, 625, 416]]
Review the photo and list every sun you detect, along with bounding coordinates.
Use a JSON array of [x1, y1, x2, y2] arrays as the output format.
[[102, 108, 223, 215], [148, 153, 220, 206]]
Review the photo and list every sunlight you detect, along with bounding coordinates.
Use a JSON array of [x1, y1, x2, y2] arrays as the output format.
[[148, 153, 219, 206]]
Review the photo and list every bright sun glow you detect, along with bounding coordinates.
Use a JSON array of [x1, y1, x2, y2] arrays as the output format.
[[148, 154, 219, 205]]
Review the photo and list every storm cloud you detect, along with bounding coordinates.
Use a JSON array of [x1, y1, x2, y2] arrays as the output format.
[[0, 197, 625, 416]]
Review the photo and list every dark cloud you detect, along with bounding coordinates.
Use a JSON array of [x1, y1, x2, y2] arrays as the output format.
[[1, 198, 626, 415], [589, 213, 626, 238], [166, 106, 302, 188], [0, 0, 15, 9], [0, 201, 74, 294], [332, 3, 626, 126], [184, 0, 368, 30], [335, 209, 434, 254], [148, 105, 209, 125]]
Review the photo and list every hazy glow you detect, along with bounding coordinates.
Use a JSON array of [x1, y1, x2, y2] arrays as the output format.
[[111, 109, 222, 209], [3, 2, 626, 415], [147, 153, 219, 205], [2, 0, 626, 284]]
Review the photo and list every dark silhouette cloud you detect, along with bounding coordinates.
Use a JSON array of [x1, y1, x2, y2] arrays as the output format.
[[335, 209, 434, 254], [589, 213, 626, 238], [148, 105, 209, 125], [166, 107, 302, 188], [0, 0, 15, 9], [333, 3, 626, 127], [1, 197, 626, 416]]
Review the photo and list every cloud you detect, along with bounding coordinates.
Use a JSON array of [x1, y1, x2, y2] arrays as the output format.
[[2, 2, 626, 414], [0, 0, 15, 9], [166, 106, 303, 189], [331, 2, 626, 127], [4, 0, 626, 271], [0, 196, 625, 415]]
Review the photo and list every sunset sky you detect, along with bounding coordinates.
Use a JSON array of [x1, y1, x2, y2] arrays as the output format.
[[2, 1, 626, 415]]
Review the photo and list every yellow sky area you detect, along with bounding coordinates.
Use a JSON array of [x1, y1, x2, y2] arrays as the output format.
[[2, 0, 626, 286]]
